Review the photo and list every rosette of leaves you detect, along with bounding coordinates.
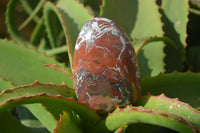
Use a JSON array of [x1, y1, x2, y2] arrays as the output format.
[[0, 0, 199, 133]]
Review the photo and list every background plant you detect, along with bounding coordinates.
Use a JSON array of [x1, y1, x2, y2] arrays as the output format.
[[0, 0, 200, 133]]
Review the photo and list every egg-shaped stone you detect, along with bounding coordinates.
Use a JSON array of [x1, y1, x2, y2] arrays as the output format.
[[73, 17, 141, 113]]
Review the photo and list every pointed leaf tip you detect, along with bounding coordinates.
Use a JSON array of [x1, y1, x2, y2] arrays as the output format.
[[54, 111, 82, 133]]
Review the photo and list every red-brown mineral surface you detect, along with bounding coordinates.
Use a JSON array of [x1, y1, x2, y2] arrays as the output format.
[[73, 17, 141, 113]]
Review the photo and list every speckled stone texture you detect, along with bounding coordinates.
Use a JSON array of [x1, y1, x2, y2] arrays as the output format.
[[73, 17, 141, 113]]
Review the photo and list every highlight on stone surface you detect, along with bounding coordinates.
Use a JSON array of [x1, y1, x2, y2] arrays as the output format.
[[73, 17, 141, 113]]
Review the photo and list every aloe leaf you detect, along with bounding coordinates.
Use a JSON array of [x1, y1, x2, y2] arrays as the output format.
[[0, 79, 47, 131], [0, 78, 15, 92], [19, 0, 40, 22], [18, 0, 45, 30], [43, 2, 58, 49], [189, 8, 200, 15], [0, 83, 100, 131], [190, 0, 200, 9], [0, 111, 47, 133], [141, 72, 200, 107], [56, 0, 92, 35], [0, 48, 75, 131], [162, 0, 189, 72], [6, 0, 31, 46], [6, 0, 46, 46], [100, 0, 165, 78], [44, 46, 68, 56], [30, 17, 45, 45], [132, 0, 165, 78], [44, 0, 92, 69], [0, 81, 76, 132], [16, 105, 47, 128], [136, 94, 200, 127], [0, 39, 73, 88], [44, 64, 73, 79], [0, 104, 53, 133], [54, 111, 82, 133], [0, 81, 75, 104], [114, 124, 127, 133], [132, 36, 177, 56], [0, 78, 57, 131], [0, 94, 101, 129], [22, 103, 57, 132], [0, 80, 49, 132], [100, 0, 138, 36], [38, 38, 47, 51], [104, 106, 198, 133]]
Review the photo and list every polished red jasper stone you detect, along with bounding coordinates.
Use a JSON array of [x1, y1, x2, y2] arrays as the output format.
[[73, 17, 141, 113]]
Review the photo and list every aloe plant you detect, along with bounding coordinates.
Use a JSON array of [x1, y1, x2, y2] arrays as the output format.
[[0, 0, 200, 132]]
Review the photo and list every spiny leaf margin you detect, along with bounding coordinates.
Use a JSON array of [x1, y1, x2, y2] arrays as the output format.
[[43, 0, 92, 70], [53, 111, 82, 133], [136, 93, 200, 127], [0, 94, 101, 130], [0, 39, 73, 87], [104, 106, 198, 133], [141, 72, 200, 107]]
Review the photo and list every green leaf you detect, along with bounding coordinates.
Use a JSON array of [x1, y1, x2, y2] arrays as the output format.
[[19, 0, 40, 22], [0, 79, 49, 132], [190, 0, 200, 9], [0, 39, 73, 88], [30, 17, 46, 45], [132, 0, 165, 78], [0, 78, 15, 92], [0, 82, 100, 131], [5, 0, 34, 46], [100, 0, 138, 36], [23, 104, 57, 132], [43, 2, 58, 49], [104, 106, 198, 133], [18, 0, 45, 31], [114, 124, 127, 133], [162, 0, 189, 72], [189, 7, 200, 15], [132, 36, 177, 56], [43, 0, 92, 69], [0, 82, 75, 132], [0, 80, 49, 132], [44, 45, 68, 56], [54, 111, 82, 133], [0, 81, 75, 105], [136, 94, 200, 127], [0, 94, 101, 130], [141, 72, 200, 107], [0, 78, 57, 132], [0, 111, 47, 133], [44, 64, 73, 79], [100, 0, 165, 78], [0, 80, 45, 133], [16, 105, 47, 128]]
